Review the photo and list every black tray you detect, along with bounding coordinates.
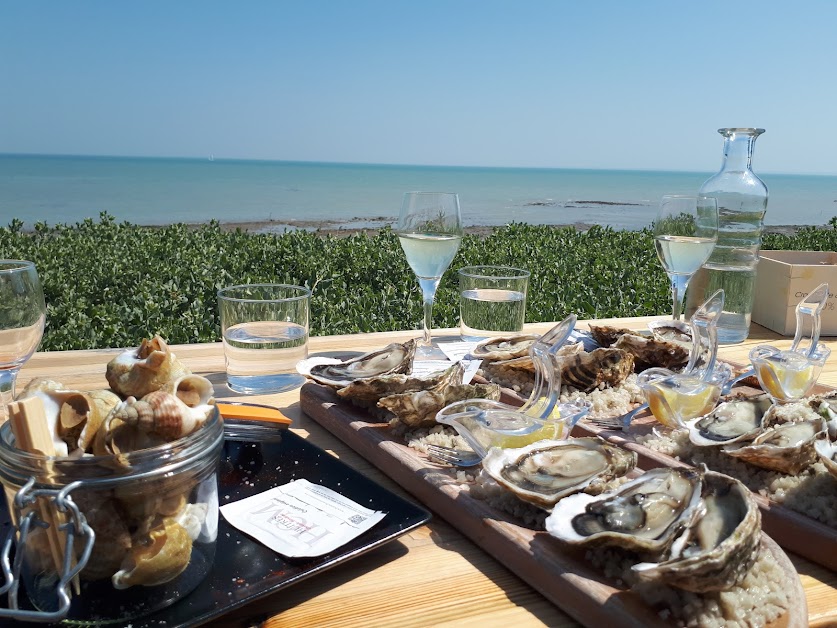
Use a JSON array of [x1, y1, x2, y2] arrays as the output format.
[[0, 421, 431, 627]]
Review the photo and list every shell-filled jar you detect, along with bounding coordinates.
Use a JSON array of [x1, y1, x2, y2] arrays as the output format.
[[0, 407, 224, 623]]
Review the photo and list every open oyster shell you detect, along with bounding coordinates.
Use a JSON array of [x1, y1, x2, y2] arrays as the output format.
[[632, 470, 761, 592], [814, 437, 837, 480], [336, 362, 459, 408], [613, 333, 690, 372], [481, 437, 637, 510], [724, 419, 826, 474], [471, 335, 539, 361], [545, 467, 704, 556], [307, 340, 416, 388], [588, 325, 639, 348], [686, 393, 772, 447]]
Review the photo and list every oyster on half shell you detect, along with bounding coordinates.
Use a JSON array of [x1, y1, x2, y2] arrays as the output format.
[[545, 467, 704, 556], [307, 340, 416, 388], [559, 348, 634, 393], [686, 393, 772, 447], [471, 335, 539, 361], [632, 470, 761, 592], [336, 362, 460, 408], [724, 419, 826, 474], [613, 333, 690, 372], [481, 438, 637, 510], [814, 438, 837, 480]]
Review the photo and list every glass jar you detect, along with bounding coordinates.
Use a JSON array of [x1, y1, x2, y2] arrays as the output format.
[[685, 128, 768, 343], [0, 408, 223, 623]]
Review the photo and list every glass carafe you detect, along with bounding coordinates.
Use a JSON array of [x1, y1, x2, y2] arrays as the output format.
[[685, 128, 768, 344]]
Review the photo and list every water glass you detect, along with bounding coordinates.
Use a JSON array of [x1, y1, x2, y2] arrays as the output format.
[[458, 266, 530, 341], [218, 284, 310, 394]]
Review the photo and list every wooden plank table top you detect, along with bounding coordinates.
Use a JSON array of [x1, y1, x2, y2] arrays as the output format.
[[14, 317, 837, 628]]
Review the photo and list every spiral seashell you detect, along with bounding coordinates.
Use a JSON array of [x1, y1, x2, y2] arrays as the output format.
[[73, 494, 132, 581], [108, 390, 209, 442], [112, 517, 193, 589], [60, 389, 122, 452], [105, 335, 191, 399], [163, 374, 215, 409]]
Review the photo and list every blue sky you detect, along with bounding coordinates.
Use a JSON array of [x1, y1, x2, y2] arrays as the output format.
[[2, 1, 836, 174]]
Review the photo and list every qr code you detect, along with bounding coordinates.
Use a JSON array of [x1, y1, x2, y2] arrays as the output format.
[[348, 514, 366, 525]]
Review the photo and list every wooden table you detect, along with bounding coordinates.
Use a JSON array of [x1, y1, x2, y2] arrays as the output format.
[[16, 317, 837, 627]]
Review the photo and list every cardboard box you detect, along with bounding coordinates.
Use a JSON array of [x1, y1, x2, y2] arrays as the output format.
[[752, 250, 837, 336]]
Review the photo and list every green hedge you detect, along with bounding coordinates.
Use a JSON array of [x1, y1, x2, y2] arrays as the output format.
[[1, 213, 835, 351]]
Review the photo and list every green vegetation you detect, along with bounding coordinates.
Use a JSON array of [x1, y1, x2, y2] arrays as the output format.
[[2, 214, 837, 351]]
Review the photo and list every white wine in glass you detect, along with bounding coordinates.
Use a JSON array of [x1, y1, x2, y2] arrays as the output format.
[[0, 260, 46, 421], [395, 192, 463, 355], [654, 195, 718, 320]]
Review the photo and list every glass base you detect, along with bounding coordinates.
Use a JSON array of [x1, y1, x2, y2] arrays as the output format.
[[226, 373, 306, 395]]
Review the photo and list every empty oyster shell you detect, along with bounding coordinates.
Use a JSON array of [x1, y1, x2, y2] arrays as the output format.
[[307, 340, 416, 388], [112, 517, 193, 589], [613, 333, 690, 372], [588, 325, 639, 348], [106, 336, 191, 399], [380, 375, 501, 429], [559, 348, 634, 393], [632, 470, 761, 592], [686, 393, 772, 447], [471, 335, 539, 361], [481, 437, 637, 509], [336, 362, 462, 408], [545, 467, 704, 556], [724, 419, 826, 474]]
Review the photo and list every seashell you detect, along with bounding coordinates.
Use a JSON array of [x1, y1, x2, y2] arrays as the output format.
[[559, 348, 634, 393], [105, 335, 191, 399], [307, 340, 416, 388], [107, 390, 211, 442], [686, 393, 772, 447], [60, 389, 121, 452], [163, 374, 215, 409], [72, 494, 132, 581], [176, 502, 209, 540], [471, 335, 539, 361], [112, 517, 193, 589], [588, 325, 640, 348], [814, 437, 837, 480], [16, 378, 75, 456], [336, 362, 464, 409], [613, 333, 690, 372]]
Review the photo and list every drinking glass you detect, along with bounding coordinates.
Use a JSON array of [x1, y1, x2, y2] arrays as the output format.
[[653, 195, 718, 320], [395, 192, 463, 355], [0, 261, 46, 420]]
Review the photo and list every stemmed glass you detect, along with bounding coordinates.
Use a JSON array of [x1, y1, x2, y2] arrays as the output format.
[[0, 261, 46, 420], [653, 195, 718, 320], [395, 192, 463, 356]]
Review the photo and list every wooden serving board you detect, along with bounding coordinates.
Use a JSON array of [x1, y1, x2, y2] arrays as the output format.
[[300, 382, 808, 628]]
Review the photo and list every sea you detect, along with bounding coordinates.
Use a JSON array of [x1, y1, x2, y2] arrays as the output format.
[[2, 154, 837, 232]]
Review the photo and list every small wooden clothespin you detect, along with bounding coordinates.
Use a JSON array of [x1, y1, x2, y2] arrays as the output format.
[[8, 397, 80, 595]]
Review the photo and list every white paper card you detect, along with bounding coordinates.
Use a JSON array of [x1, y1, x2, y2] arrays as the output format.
[[438, 341, 480, 362], [409, 359, 454, 378], [220, 479, 386, 558]]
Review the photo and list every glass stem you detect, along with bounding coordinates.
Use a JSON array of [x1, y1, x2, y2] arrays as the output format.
[[671, 274, 690, 321], [418, 277, 441, 347], [0, 369, 19, 424]]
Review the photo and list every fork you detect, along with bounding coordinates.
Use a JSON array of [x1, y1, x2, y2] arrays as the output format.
[[586, 366, 757, 431], [425, 444, 483, 467]]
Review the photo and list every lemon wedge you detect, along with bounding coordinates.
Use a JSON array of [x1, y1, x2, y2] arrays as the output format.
[[755, 358, 816, 401], [491, 421, 564, 449], [645, 376, 720, 429]]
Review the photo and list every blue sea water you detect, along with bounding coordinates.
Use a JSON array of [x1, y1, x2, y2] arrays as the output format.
[[1, 154, 837, 232]]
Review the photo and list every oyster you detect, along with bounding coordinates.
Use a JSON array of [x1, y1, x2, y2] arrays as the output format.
[[380, 378, 501, 429], [559, 348, 634, 393], [724, 419, 826, 474], [588, 325, 639, 348], [632, 470, 761, 592], [336, 362, 462, 408], [814, 438, 837, 480], [686, 393, 772, 447], [481, 438, 637, 509], [307, 340, 416, 388], [545, 467, 704, 555], [471, 335, 539, 361], [613, 333, 690, 372], [106, 335, 192, 399], [647, 320, 692, 348]]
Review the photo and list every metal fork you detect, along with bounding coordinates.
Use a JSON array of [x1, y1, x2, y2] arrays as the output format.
[[425, 444, 483, 467], [586, 366, 757, 431]]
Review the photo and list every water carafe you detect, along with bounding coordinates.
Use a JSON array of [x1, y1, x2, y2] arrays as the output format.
[[685, 128, 768, 343]]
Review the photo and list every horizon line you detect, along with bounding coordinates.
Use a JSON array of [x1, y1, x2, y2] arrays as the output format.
[[1, 151, 834, 177]]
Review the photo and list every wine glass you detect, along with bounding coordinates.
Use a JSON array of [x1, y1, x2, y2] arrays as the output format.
[[0, 260, 46, 421], [653, 195, 718, 320], [395, 192, 463, 356]]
